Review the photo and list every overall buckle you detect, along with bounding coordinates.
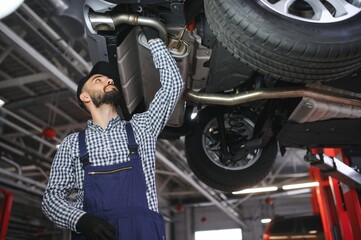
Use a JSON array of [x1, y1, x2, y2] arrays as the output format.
[[128, 144, 138, 156]]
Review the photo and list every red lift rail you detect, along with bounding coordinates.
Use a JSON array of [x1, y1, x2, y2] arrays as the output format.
[[309, 148, 361, 240], [0, 189, 13, 240]]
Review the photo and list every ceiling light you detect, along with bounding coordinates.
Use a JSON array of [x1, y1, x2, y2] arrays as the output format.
[[282, 181, 319, 190], [232, 186, 278, 194], [0, 99, 5, 107], [0, 0, 24, 19], [261, 218, 272, 224]]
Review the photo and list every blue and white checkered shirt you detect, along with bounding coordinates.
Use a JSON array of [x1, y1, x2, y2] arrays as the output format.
[[42, 39, 184, 232]]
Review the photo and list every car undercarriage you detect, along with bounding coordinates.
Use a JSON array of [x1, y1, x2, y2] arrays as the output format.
[[80, 0, 361, 191]]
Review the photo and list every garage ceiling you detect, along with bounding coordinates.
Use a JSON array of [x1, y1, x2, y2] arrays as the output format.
[[0, 0, 312, 237]]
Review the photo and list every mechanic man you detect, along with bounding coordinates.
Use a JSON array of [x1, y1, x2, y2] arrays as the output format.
[[42, 28, 184, 240]]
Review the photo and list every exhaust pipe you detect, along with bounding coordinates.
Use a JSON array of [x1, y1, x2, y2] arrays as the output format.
[[185, 88, 361, 108], [88, 11, 361, 109], [88, 12, 167, 43]]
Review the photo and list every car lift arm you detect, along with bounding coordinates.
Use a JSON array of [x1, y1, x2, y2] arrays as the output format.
[[308, 148, 361, 240]]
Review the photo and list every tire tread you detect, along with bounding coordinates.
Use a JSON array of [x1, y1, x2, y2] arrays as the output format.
[[205, 0, 361, 82]]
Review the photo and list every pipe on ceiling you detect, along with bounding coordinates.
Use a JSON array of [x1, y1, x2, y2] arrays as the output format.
[[0, 22, 78, 91], [13, 11, 85, 79], [1, 155, 22, 175], [0, 178, 44, 197], [19, 3, 90, 73], [0, 116, 56, 150], [0, 107, 62, 143], [0, 138, 52, 169], [0, 167, 46, 191]]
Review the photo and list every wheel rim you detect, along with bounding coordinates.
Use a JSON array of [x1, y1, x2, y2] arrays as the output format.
[[259, 0, 361, 23], [201, 113, 262, 171]]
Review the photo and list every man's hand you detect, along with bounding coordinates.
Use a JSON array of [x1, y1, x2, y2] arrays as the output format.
[[142, 26, 159, 41], [76, 214, 116, 240]]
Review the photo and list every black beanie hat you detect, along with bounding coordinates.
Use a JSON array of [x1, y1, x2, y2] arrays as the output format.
[[77, 61, 117, 108]]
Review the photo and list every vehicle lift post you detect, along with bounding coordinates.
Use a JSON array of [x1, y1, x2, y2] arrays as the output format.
[[308, 148, 361, 240], [0, 189, 13, 240]]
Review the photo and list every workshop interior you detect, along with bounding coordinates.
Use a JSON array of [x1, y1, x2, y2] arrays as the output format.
[[0, 0, 361, 239]]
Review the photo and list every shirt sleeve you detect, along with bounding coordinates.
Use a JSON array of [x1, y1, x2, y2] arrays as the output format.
[[132, 38, 184, 138], [42, 134, 85, 232]]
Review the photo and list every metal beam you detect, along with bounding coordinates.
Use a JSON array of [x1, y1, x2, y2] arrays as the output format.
[[0, 46, 12, 64], [156, 150, 245, 227], [0, 167, 46, 190], [156, 140, 246, 227], [0, 107, 62, 142], [0, 138, 51, 169], [17, 109, 48, 127], [0, 116, 56, 149], [5, 90, 72, 109], [0, 178, 44, 197], [19, 4, 91, 73], [0, 22, 77, 91], [45, 103, 78, 124], [268, 151, 295, 185], [0, 142, 24, 156], [12, 11, 85, 79]]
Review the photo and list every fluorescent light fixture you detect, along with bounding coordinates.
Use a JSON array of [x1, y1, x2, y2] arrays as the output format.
[[0, 98, 5, 107], [261, 218, 272, 224], [232, 186, 278, 194], [195, 228, 242, 240], [284, 188, 311, 196], [282, 181, 319, 190]]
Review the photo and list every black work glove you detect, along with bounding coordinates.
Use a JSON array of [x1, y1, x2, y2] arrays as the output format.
[[142, 26, 159, 41], [76, 214, 116, 240]]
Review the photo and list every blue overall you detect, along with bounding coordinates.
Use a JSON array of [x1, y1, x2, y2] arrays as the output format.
[[72, 123, 166, 240]]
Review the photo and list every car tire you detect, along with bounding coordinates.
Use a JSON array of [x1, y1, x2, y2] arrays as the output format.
[[185, 107, 278, 192], [204, 0, 361, 83]]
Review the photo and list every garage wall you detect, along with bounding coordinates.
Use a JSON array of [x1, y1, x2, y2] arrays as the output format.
[[172, 206, 240, 240], [172, 195, 313, 240]]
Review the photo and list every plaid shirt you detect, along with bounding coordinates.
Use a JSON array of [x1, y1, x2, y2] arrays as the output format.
[[42, 39, 184, 232]]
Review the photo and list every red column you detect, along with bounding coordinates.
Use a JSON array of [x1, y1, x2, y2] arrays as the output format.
[[309, 167, 340, 240], [310, 148, 361, 240], [339, 150, 361, 238], [328, 176, 353, 239], [0, 189, 13, 240]]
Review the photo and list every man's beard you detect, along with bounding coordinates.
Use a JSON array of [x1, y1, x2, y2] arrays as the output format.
[[91, 89, 121, 108]]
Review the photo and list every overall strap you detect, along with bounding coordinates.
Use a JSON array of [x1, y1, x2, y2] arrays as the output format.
[[125, 122, 139, 157], [78, 130, 90, 166]]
